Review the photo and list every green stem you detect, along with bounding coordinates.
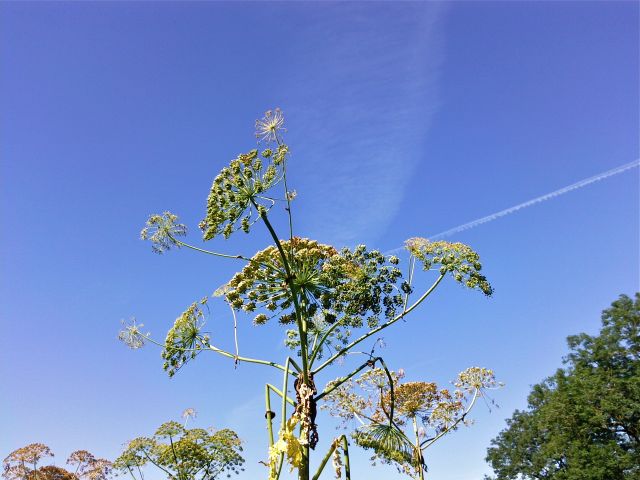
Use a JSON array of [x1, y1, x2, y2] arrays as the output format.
[[412, 416, 425, 480], [254, 200, 309, 384], [308, 317, 345, 368], [315, 358, 381, 402], [171, 237, 279, 272], [311, 442, 337, 480], [341, 435, 351, 480], [313, 274, 446, 374], [142, 333, 295, 373], [207, 344, 292, 373], [267, 384, 295, 406], [420, 389, 479, 449], [403, 256, 416, 312], [265, 384, 275, 447]]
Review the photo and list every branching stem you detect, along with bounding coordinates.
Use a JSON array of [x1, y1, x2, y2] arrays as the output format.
[[313, 273, 446, 374]]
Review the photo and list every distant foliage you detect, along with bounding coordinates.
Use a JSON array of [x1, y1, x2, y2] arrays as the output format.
[[486, 293, 640, 480], [113, 417, 244, 480], [3, 444, 111, 480]]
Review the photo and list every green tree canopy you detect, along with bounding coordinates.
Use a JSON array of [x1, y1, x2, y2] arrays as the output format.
[[486, 293, 640, 480]]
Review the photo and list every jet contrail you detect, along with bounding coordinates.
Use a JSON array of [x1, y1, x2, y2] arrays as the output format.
[[388, 159, 639, 252]]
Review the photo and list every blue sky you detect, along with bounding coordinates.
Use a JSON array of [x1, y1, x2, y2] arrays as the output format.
[[1, 2, 638, 479]]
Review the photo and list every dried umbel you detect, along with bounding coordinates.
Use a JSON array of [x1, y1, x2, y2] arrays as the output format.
[[3, 445, 111, 480], [118, 318, 149, 349], [255, 108, 286, 143], [140, 212, 187, 254], [322, 367, 501, 479]]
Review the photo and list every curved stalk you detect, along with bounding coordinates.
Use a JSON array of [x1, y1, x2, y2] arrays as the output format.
[[341, 435, 351, 480], [265, 384, 276, 447], [315, 358, 382, 402], [412, 416, 425, 480], [169, 236, 279, 272], [140, 334, 293, 372], [207, 344, 292, 373], [308, 317, 345, 368], [313, 274, 446, 374], [420, 389, 480, 449], [253, 200, 309, 384]]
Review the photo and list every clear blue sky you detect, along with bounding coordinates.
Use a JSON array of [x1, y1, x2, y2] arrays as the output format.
[[1, 2, 638, 479]]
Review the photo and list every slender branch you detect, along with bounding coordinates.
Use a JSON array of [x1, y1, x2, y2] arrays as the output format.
[[265, 384, 275, 447], [207, 344, 293, 373], [140, 449, 173, 477], [228, 304, 240, 368], [125, 466, 138, 480], [308, 317, 346, 368], [267, 384, 295, 406], [275, 132, 294, 243], [342, 435, 351, 480], [253, 199, 309, 383], [403, 256, 416, 312], [313, 274, 446, 374], [311, 442, 337, 480], [412, 416, 425, 480], [420, 389, 479, 449], [170, 236, 279, 272], [171, 238, 248, 261], [315, 358, 381, 402], [168, 435, 182, 480]]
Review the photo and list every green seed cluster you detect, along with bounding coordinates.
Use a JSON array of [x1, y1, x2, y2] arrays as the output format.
[[405, 237, 493, 296], [162, 299, 210, 377], [223, 238, 410, 351], [200, 146, 288, 240], [225, 238, 338, 326], [321, 245, 408, 335], [140, 211, 187, 254]]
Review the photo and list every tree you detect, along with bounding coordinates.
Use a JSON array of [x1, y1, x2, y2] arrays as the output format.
[[3, 445, 111, 480], [485, 293, 640, 480], [121, 109, 494, 480], [112, 415, 244, 480]]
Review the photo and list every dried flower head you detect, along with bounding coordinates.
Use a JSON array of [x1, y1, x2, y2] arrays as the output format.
[[182, 408, 197, 423], [118, 318, 149, 349], [255, 108, 286, 143], [455, 367, 499, 392], [140, 212, 187, 254]]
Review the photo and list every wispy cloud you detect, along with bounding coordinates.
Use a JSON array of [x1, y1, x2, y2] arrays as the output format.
[[282, 3, 448, 246], [387, 158, 639, 253]]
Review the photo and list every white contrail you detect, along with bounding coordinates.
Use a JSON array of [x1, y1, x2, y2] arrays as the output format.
[[388, 159, 639, 253]]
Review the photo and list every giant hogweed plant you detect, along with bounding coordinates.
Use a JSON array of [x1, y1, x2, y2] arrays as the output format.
[[120, 109, 496, 480]]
